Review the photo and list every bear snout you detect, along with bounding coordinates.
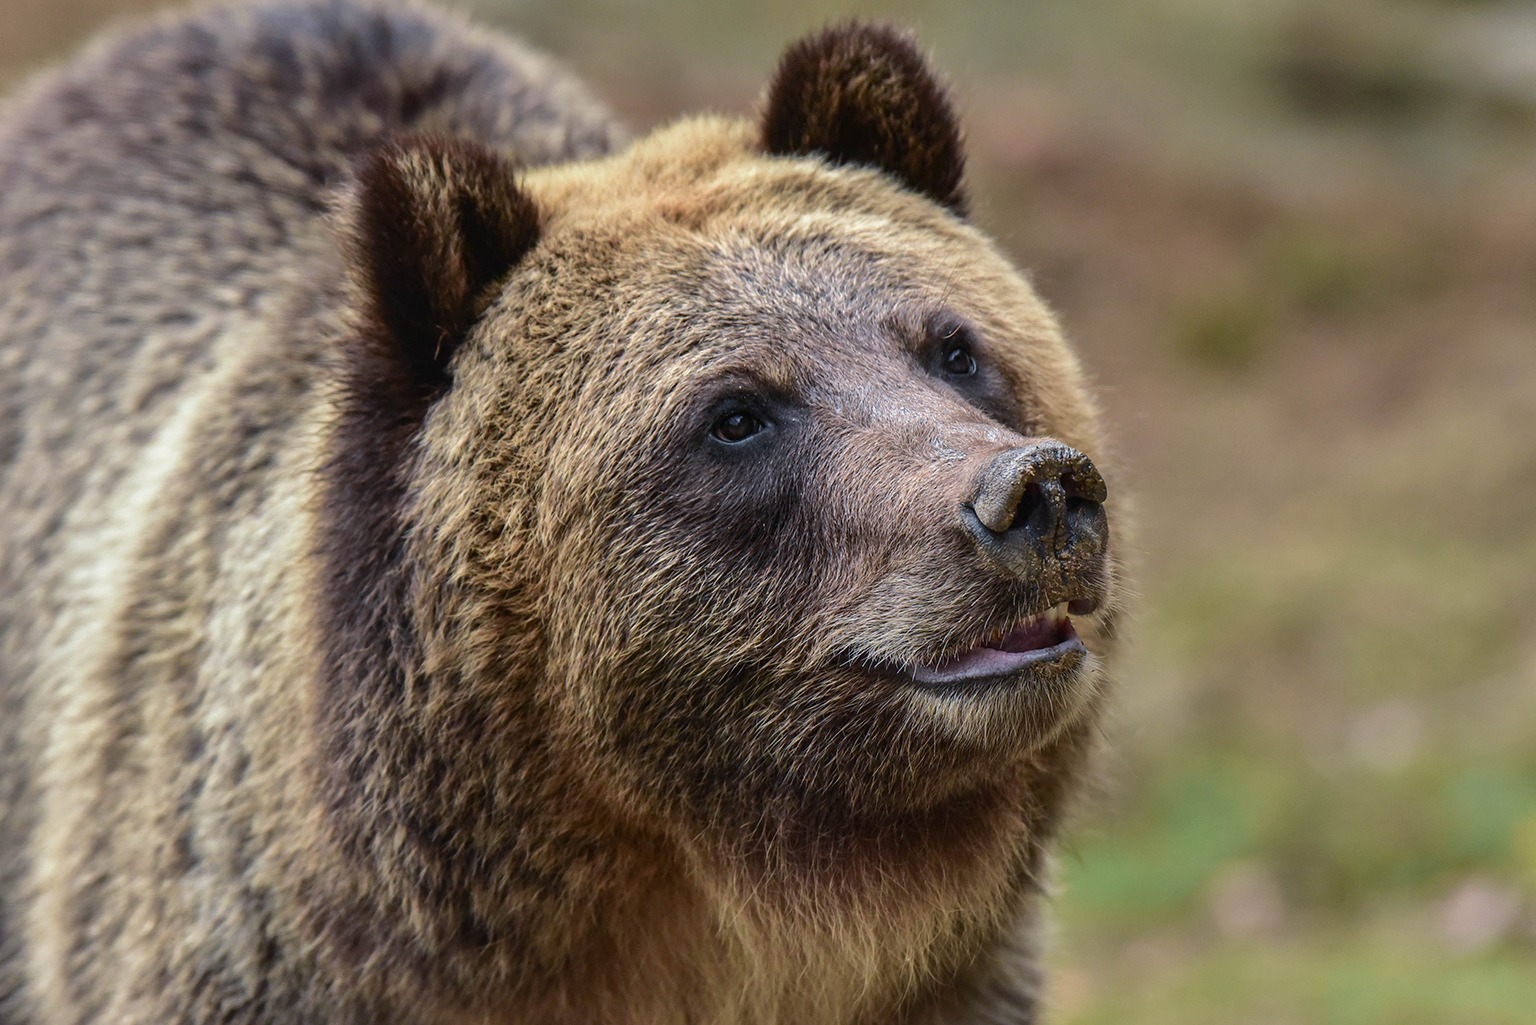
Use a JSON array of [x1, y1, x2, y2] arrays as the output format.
[[960, 440, 1110, 595]]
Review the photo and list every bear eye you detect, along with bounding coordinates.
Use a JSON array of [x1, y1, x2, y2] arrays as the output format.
[[942, 343, 977, 376], [711, 410, 765, 444]]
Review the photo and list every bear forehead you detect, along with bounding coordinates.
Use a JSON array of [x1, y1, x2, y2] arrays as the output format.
[[515, 121, 1062, 356], [528, 117, 983, 256], [491, 229, 1066, 414], [484, 116, 1090, 434]]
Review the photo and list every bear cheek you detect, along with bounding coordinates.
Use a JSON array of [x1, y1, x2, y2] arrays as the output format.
[[528, 475, 814, 808]]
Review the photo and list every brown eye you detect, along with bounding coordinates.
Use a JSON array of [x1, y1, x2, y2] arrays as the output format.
[[712, 410, 764, 443], [943, 344, 977, 376]]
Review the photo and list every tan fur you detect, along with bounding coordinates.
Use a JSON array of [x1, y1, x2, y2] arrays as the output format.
[[0, 5, 1123, 1024]]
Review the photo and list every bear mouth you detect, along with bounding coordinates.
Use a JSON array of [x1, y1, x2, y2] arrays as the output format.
[[909, 603, 1086, 688]]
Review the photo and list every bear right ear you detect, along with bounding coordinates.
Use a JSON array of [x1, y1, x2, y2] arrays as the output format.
[[762, 23, 966, 215], [343, 136, 540, 390]]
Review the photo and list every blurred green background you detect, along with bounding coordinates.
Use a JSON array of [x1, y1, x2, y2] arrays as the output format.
[[5, 0, 1533, 1021]]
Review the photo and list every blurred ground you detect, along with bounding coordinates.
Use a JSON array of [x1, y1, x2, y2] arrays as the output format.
[[4, 0, 1534, 1022]]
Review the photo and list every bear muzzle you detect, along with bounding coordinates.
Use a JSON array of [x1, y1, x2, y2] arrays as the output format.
[[904, 441, 1110, 690]]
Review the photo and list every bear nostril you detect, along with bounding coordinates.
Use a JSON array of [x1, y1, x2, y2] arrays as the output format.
[[1008, 479, 1068, 536], [1009, 483, 1043, 534], [1065, 495, 1098, 518]]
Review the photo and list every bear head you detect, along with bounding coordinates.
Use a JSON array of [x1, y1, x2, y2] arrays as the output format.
[[319, 21, 1120, 973]]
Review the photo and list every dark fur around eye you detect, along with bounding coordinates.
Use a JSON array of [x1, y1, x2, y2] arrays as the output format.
[[920, 314, 1031, 430]]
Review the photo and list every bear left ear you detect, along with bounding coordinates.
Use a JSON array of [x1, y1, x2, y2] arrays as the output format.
[[344, 136, 540, 390], [762, 23, 966, 216]]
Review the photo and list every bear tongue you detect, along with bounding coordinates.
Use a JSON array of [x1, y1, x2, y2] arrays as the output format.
[[991, 612, 1069, 653], [909, 606, 1077, 686]]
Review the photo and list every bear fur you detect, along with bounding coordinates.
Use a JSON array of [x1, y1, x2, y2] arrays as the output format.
[[0, 2, 1124, 1023]]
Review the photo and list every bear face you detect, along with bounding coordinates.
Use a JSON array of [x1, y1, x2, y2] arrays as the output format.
[[519, 139, 1114, 824], [321, 26, 1120, 917]]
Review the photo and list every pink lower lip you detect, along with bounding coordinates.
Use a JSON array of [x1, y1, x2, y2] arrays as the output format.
[[911, 618, 1083, 686]]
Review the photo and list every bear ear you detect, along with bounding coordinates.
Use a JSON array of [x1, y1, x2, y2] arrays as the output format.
[[761, 23, 966, 216], [344, 135, 540, 389]]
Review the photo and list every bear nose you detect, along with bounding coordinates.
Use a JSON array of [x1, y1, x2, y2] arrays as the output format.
[[964, 441, 1108, 577]]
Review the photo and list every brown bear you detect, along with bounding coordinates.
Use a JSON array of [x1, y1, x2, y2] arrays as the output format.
[[0, 2, 1124, 1023]]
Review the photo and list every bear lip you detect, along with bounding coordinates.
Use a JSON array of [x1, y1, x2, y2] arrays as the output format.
[[909, 604, 1083, 687]]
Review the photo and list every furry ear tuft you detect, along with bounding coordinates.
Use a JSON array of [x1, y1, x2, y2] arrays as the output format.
[[346, 136, 539, 388], [762, 23, 966, 215]]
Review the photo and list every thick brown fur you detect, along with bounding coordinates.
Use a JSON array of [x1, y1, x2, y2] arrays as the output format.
[[0, 4, 1123, 1024]]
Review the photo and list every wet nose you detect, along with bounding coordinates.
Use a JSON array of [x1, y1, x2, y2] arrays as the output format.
[[964, 441, 1108, 575]]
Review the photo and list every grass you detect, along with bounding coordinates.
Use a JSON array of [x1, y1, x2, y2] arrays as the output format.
[[1052, 932, 1536, 1025]]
